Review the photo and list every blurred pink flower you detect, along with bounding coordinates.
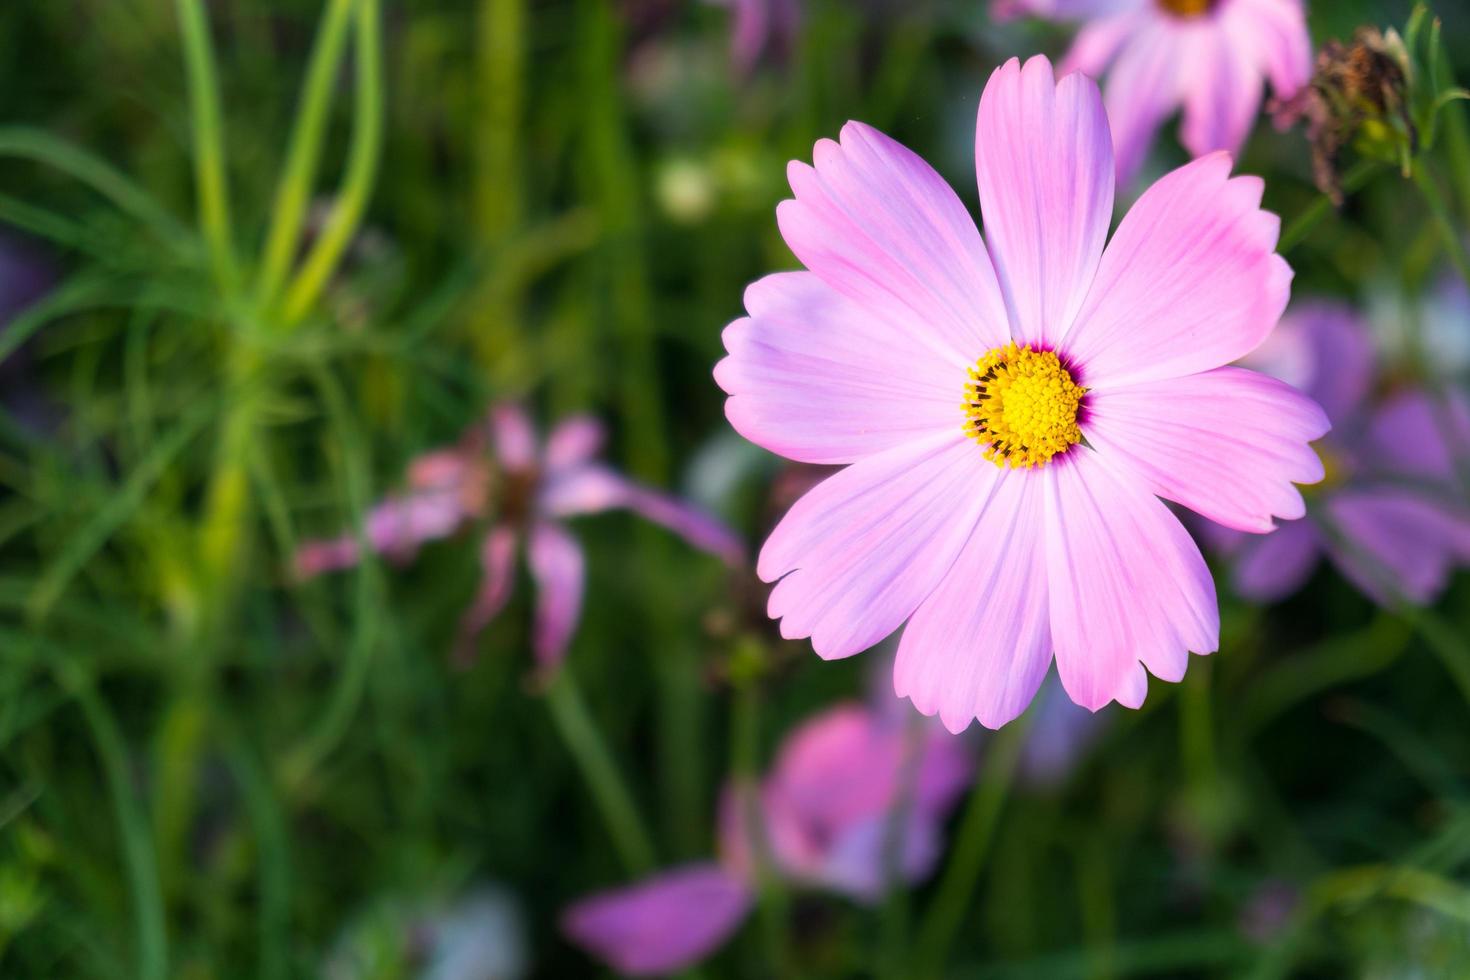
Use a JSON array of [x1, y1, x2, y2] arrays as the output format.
[[995, 0, 1311, 184], [716, 55, 1326, 731], [1200, 304, 1470, 604], [710, 0, 800, 74], [562, 702, 970, 975], [295, 404, 743, 668]]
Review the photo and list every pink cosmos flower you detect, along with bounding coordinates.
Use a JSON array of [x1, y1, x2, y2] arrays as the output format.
[[1200, 304, 1470, 604], [294, 404, 743, 667], [715, 55, 1328, 732], [995, 0, 1311, 184], [561, 703, 970, 976]]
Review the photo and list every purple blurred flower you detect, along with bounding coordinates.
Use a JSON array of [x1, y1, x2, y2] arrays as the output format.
[[1203, 304, 1470, 604], [995, 0, 1311, 185], [1016, 674, 1108, 788], [562, 702, 971, 976], [710, 0, 800, 74], [295, 404, 743, 668]]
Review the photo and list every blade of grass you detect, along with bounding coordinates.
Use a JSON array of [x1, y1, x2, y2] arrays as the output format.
[[280, 0, 383, 326], [174, 0, 240, 291]]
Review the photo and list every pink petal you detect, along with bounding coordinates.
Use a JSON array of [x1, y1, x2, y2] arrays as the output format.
[[1324, 489, 1470, 605], [1060, 10, 1147, 78], [1231, 516, 1322, 601], [454, 524, 518, 665], [1066, 152, 1292, 388], [540, 465, 744, 563], [767, 704, 900, 831], [1102, 24, 1186, 185], [1083, 366, 1329, 533], [1179, 21, 1265, 160], [1043, 450, 1219, 712], [895, 468, 1054, 732], [817, 812, 942, 902], [1243, 302, 1376, 425], [561, 864, 753, 976], [365, 489, 467, 556], [544, 416, 606, 474], [491, 403, 537, 472], [1364, 389, 1470, 485], [292, 536, 360, 579], [776, 122, 1010, 365], [1016, 674, 1109, 787], [1231, 0, 1312, 98], [716, 272, 959, 464], [976, 56, 1114, 349], [528, 521, 584, 669], [758, 433, 994, 660]]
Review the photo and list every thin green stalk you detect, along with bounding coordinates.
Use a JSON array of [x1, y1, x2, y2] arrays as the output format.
[[476, 0, 524, 240], [59, 665, 168, 980], [1278, 162, 1383, 253], [280, 0, 383, 326], [914, 715, 1031, 980], [1412, 161, 1470, 289], [545, 669, 657, 874], [225, 731, 290, 980], [730, 664, 791, 976], [254, 0, 358, 311], [878, 712, 926, 980], [174, 0, 239, 291]]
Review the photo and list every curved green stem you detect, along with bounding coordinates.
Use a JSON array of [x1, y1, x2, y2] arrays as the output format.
[[914, 715, 1030, 979], [254, 0, 359, 311], [174, 0, 239, 291], [280, 0, 383, 326], [1279, 162, 1383, 254], [1412, 161, 1470, 289], [545, 669, 657, 874]]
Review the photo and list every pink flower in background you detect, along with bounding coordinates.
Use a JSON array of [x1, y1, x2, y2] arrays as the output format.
[[711, 0, 800, 74], [562, 703, 970, 975], [1200, 304, 1470, 604], [995, 0, 1311, 184], [716, 55, 1327, 731], [295, 404, 742, 667]]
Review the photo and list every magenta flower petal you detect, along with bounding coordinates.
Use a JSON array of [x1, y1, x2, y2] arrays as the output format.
[[1044, 450, 1219, 711], [976, 56, 1114, 348], [1067, 152, 1291, 388], [1232, 0, 1312, 98], [491, 403, 537, 472], [1324, 490, 1470, 605], [817, 812, 942, 902], [775, 122, 1010, 364], [1231, 516, 1321, 601], [1179, 24, 1264, 160], [1084, 367, 1329, 533], [544, 415, 606, 474], [1061, 9, 1147, 78], [1244, 302, 1376, 425], [454, 524, 518, 663], [716, 272, 958, 464], [561, 864, 753, 976], [527, 521, 585, 668], [1364, 390, 1470, 484], [758, 434, 993, 660], [1102, 25, 1185, 184], [895, 469, 1052, 732], [541, 465, 743, 563]]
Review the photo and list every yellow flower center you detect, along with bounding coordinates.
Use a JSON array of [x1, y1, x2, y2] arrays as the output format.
[[962, 342, 1086, 469], [1157, 0, 1216, 17]]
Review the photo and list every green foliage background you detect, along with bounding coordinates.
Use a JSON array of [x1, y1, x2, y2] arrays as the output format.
[[0, 0, 1468, 976]]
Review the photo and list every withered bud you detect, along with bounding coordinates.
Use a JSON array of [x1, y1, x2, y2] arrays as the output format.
[[1273, 27, 1415, 205]]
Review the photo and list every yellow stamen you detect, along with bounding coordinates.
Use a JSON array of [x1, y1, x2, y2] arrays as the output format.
[[962, 342, 1086, 470], [1157, 0, 1217, 17]]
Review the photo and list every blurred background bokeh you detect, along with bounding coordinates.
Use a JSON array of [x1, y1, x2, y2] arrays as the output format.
[[1, 0, 1469, 976]]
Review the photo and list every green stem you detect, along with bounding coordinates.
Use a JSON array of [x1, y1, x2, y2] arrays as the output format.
[[476, 0, 524, 240], [1278, 161, 1383, 254], [545, 669, 657, 874], [878, 713, 926, 980], [60, 665, 168, 980], [174, 0, 239, 291], [913, 715, 1030, 979], [1412, 161, 1470, 289], [730, 665, 791, 976], [254, 0, 359, 311], [280, 0, 383, 326]]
